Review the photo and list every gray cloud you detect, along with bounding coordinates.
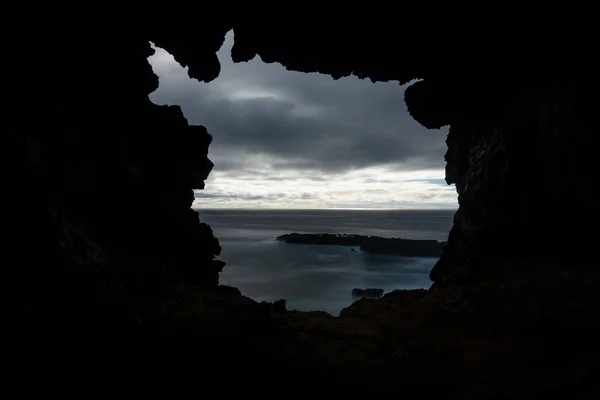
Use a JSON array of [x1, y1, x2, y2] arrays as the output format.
[[149, 31, 457, 209], [406, 179, 448, 185], [195, 192, 285, 201], [194, 192, 286, 201], [195, 191, 317, 201], [149, 31, 448, 175]]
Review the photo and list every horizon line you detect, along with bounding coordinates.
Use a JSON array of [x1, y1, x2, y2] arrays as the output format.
[[192, 207, 458, 211]]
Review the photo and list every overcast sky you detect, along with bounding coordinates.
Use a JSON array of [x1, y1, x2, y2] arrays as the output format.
[[149, 31, 457, 209]]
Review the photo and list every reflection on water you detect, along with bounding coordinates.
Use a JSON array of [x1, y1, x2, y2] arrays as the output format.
[[197, 209, 454, 315], [219, 241, 436, 315]]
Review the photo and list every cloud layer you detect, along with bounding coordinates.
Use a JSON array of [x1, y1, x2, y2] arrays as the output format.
[[149, 31, 457, 209]]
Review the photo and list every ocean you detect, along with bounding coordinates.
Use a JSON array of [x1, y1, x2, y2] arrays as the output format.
[[196, 209, 455, 315]]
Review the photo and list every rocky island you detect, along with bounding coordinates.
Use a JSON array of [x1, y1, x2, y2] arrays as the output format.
[[352, 288, 385, 298], [276, 233, 446, 257]]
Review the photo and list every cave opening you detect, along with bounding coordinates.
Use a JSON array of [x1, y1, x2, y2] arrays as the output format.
[[148, 29, 457, 315], [7, 20, 600, 395]]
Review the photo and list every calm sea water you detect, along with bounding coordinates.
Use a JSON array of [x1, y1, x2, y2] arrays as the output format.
[[196, 209, 455, 315]]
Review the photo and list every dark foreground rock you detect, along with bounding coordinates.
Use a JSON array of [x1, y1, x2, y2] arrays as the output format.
[[282, 261, 600, 396], [276, 233, 445, 257], [6, 261, 600, 396], [21, 261, 590, 397]]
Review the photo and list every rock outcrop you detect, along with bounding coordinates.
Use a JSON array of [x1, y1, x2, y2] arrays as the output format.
[[352, 288, 384, 298], [277, 233, 365, 247], [276, 233, 445, 257]]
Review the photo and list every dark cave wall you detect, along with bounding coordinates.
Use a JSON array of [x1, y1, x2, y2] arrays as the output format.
[[5, 33, 230, 332], [428, 81, 599, 285]]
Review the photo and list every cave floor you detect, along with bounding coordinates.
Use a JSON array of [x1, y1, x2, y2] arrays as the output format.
[[150, 262, 599, 397], [9, 262, 598, 397]]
